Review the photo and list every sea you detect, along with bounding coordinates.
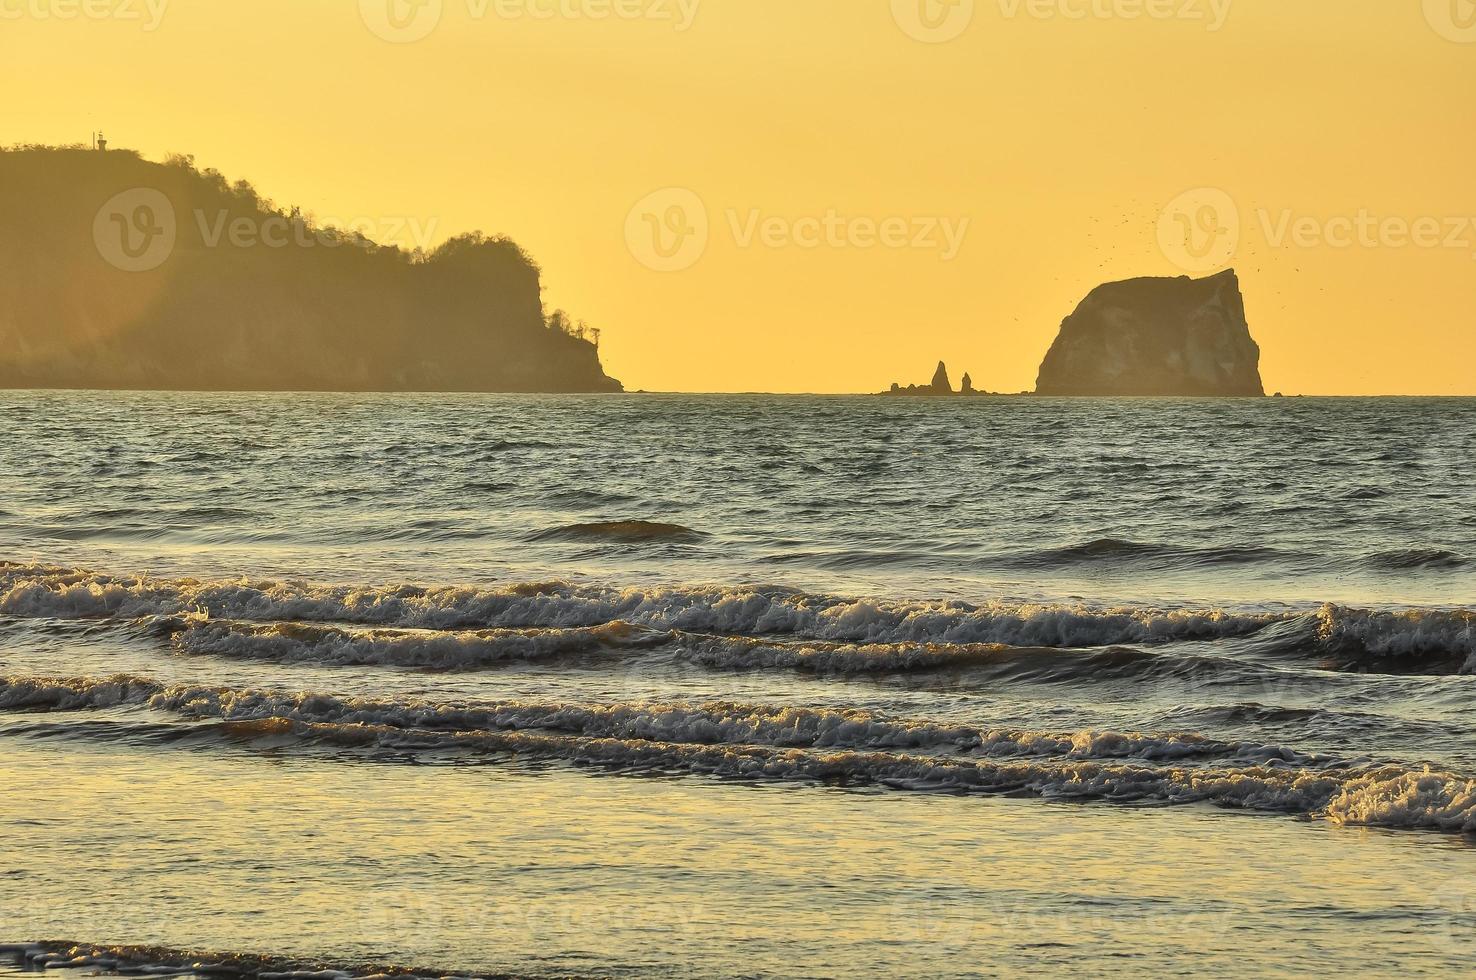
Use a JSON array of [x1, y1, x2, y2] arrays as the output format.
[[1, 391, 1474, 978]]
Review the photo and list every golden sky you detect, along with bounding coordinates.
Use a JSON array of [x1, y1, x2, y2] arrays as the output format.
[[6, 0, 1475, 393]]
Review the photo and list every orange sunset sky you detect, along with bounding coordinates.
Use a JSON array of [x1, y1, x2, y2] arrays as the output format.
[[5, 0, 1475, 393]]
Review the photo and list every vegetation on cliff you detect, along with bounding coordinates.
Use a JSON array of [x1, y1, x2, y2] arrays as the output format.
[[0, 145, 621, 392]]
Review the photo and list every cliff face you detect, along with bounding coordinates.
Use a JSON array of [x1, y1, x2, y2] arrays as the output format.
[[1035, 270, 1263, 396], [0, 147, 622, 392]]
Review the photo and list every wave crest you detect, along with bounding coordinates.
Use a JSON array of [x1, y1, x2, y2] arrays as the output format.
[[3, 672, 1473, 831], [158, 616, 664, 669], [0, 562, 1282, 646], [38, 706, 1476, 833], [0, 672, 1315, 766], [4, 563, 1474, 669], [529, 520, 705, 543]]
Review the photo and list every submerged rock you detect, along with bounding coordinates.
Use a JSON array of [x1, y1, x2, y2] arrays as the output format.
[[1035, 269, 1263, 396]]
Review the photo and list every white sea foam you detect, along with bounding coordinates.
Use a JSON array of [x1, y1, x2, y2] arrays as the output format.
[[2, 679, 1338, 814], [5, 563, 1473, 670], [263, 719, 1475, 832], [1315, 605, 1476, 667], [1322, 768, 1476, 831], [15, 671, 1467, 832], [0, 562, 1292, 647], [0, 672, 1319, 766], [0, 674, 162, 711]]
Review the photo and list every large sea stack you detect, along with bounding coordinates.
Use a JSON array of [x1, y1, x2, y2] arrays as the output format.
[[1034, 270, 1263, 396]]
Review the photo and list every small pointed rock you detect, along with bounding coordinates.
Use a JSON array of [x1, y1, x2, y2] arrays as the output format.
[[931, 361, 952, 394]]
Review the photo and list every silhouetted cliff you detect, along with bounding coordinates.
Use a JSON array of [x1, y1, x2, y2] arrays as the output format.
[[0, 146, 622, 392], [1035, 270, 1263, 397]]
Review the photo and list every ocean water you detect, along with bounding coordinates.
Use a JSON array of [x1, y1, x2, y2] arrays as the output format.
[[2, 392, 1475, 978]]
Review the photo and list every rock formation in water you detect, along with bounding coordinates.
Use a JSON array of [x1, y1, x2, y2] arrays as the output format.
[[0, 146, 622, 392], [930, 361, 952, 394], [1034, 270, 1263, 396], [881, 360, 988, 396]]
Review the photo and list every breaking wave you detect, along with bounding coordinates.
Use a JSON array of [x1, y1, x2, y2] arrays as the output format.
[[1313, 606, 1476, 667], [154, 616, 666, 669], [4, 563, 1472, 670], [1362, 548, 1470, 570], [0, 673, 1301, 761], [672, 634, 1275, 684], [0, 562, 1287, 644], [529, 520, 705, 543], [130, 615, 1266, 682], [0, 672, 1470, 832], [1005, 538, 1284, 569]]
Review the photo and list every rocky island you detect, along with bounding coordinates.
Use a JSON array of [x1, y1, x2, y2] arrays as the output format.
[[1035, 269, 1263, 396], [0, 145, 622, 392], [881, 361, 984, 396]]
